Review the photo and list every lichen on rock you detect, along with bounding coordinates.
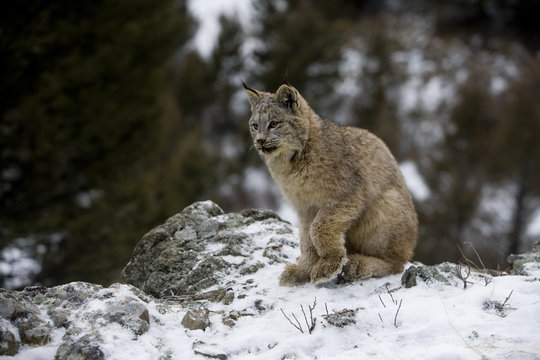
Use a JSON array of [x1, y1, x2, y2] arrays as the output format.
[[507, 240, 540, 275], [121, 201, 294, 298]]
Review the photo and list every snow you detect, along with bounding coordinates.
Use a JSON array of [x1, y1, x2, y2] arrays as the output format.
[[0, 240, 41, 289], [399, 161, 431, 202], [527, 209, 540, 237], [188, 0, 253, 58], [74, 189, 103, 209], [277, 201, 298, 226], [6, 218, 540, 360], [243, 166, 299, 225]]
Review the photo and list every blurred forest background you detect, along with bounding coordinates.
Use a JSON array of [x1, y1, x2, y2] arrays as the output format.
[[1, 0, 539, 289]]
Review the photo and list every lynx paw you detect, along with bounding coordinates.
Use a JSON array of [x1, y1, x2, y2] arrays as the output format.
[[310, 256, 347, 284], [340, 259, 369, 282], [279, 264, 310, 286]]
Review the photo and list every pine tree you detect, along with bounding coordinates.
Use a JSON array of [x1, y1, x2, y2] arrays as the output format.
[[251, 0, 347, 105], [491, 59, 540, 255], [0, 0, 196, 286], [416, 68, 497, 264]]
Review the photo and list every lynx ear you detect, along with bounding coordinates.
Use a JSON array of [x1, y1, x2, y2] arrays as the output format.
[[242, 81, 260, 110], [275, 84, 298, 112]]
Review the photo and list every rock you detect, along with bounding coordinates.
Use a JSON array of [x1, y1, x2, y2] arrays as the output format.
[[281, 353, 298, 360], [240, 208, 284, 222], [0, 281, 155, 358], [19, 324, 51, 345], [48, 308, 70, 328], [401, 267, 418, 288], [122, 200, 294, 298], [97, 297, 150, 336], [401, 264, 450, 288], [181, 309, 210, 331], [0, 319, 19, 355], [0, 292, 15, 319], [0, 288, 38, 322], [323, 309, 358, 328], [0, 288, 53, 346], [55, 334, 105, 360], [507, 240, 540, 275], [482, 298, 514, 318], [221, 310, 253, 328], [192, 340, 228, 360], [41, 282, 103, 307], [221, 290, 235, 305]]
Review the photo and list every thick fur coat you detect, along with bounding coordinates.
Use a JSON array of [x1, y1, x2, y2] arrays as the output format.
[[244, 82, 418, 286]]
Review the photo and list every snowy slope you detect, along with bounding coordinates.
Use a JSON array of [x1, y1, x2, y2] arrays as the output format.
[[4, 214, 540, 360]]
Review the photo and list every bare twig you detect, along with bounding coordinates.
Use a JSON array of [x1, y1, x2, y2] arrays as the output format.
[[378, 294, 387, 308], [456, 263, 473, 289], [291, 313, 303, 331], [310, 298, 317, 314], [456, 243, 480, 270], [385, 284, 397, 305], [308, 298, 317, 333], [393, 299, 403, 328], [325, 303, 329, 317], [300, 306, 316, 334], [281, 298, 317, 334], [300, 298, 317, 334], [378, 313, 384, 323], [300, 305, 309, 332], [501, 290, 513, 307], [280, 308, 304, 333], [465, 242, 486, 270]]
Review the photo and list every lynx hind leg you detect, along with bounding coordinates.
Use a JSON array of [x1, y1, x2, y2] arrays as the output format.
[[279, 263, 311, 286], [341, 254, 404, 282]]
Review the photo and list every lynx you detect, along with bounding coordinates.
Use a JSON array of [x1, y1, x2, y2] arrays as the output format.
[[243, 82, 418, 286]]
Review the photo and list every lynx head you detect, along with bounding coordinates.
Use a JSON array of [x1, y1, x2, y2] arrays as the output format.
[[243, 82, 310, 161]]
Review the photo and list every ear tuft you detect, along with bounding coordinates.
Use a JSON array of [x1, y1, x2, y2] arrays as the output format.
[[282, 70, 290, 86], [242, 81, 260, 110], [275, 84, 298, 111]]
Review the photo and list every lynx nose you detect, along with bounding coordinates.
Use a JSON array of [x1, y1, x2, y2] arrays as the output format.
[[256, 138, 266, 146]]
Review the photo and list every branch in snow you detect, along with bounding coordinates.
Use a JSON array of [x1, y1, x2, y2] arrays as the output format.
[[280, 308, 304, 334], [393, 299, 403, 328], [378, 294, 387, 308], [501, 290, 514, 307], [280, 298, 318, 334], [456, 263, 473, 289], [301, 298, 317, 334]]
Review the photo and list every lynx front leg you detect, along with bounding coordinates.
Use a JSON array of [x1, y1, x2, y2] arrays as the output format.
[[309, 206, 356, 284], [279, 221, 319, 286]]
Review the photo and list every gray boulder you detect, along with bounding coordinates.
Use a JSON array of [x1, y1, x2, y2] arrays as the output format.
[[0, 319, 19, 355], [0, 282, 150, 357], [121, 201, 294, 298], [401, 264, 451, 288], [0, 288, 53, 347], [181, 309, 210, 331], [55, 333, 105, 360], [507, 240, 540, 275]]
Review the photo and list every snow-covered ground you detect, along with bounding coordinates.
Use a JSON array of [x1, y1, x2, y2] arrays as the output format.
[[5, 217, 540, 360]]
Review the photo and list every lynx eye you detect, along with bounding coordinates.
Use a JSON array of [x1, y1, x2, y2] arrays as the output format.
[[268, 121, 279, 129], [251, 123, 258, 131]]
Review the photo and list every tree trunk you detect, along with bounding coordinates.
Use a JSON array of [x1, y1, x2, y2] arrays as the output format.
[[507, 164, 529, 255]]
